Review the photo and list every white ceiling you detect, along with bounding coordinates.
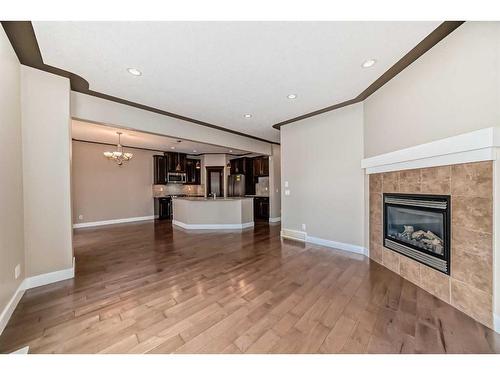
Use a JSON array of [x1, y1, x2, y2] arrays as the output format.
[[72, 120, 249, 155], [35, 22, 440, 143]]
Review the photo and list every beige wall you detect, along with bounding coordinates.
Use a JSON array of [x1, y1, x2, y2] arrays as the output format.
[[0, 28, 25, 318], [72, 141, 163, 223], [71, 92, 273, 156], [281, 103, 365, 247], [21, 66, 73, 277], [269, 144, 281, 219], [364, 22, 500, 158]]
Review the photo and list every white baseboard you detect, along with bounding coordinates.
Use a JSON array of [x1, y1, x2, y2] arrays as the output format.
[[306, 235, 368, 256], [280, 228, 368, 256], [280, 228, 306, 241], [173, 220, 254, 230], [0, 281, 26, 336], [10, 346, 29, 354], [25, 257, 75, 289], [73, 215, 155, 229], [494, 313, 500, 334], [269, 217, 281, 223], [0, 257, 76, 336]]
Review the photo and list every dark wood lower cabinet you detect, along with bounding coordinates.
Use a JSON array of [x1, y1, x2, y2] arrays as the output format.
[[154, 197, 171, 220], [253, 197, 269, 221]]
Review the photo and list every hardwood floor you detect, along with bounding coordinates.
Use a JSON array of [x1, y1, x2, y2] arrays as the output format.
[[1, 220, 499, 354]]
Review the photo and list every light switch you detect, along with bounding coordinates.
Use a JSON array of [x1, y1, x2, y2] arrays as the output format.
[[285, 181, 289, 188], [285, 189, 290, 196]]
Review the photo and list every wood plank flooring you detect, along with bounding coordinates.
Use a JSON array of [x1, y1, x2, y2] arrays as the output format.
[[1, 220, 499, 354]]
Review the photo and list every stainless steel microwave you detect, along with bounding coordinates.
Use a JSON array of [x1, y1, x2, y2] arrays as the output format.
[[167, 172, 187, 184]]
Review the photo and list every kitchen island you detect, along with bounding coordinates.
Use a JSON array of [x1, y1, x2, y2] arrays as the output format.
[[172, 197, 254, 230]]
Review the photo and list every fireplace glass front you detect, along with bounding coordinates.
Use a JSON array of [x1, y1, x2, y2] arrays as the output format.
[[383, 194, 450, 274]]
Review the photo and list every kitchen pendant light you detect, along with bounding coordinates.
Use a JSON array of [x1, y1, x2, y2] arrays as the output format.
[[103, 132, 133, 166], [175, 152, 182, 171], [195, 160, 201, 169]]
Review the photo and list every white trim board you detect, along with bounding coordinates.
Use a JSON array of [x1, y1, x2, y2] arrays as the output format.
[[0, 282, 26, 336], [73, 215, 155, 228], [280, 229, 367, 256], [361, 127, 500, 174], [306, 236, 368, 256], [24, 257, 75, 289], [280, 229, 306, 241], [172, 220, 254, 230], [0, 257, 75, 335], [495, 314, 500, 334], [269, 216, 281, 223], [10, 346, 29, 354]]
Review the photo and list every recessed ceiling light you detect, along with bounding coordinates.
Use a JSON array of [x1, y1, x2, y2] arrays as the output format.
[[243, 114, 252, 119], [127, 68, 142, 76], [361, 59, 377, 68], [287, 94, 297, 99], [229, 150, 233, 153], [170, 146, 175, 150], [193, 150, 197, 153]]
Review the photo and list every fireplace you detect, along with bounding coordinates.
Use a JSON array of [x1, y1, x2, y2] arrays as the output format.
[[383, 193, 451, 274]]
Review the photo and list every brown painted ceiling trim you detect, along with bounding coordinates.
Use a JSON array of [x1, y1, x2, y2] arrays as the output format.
[[272, 21, 465, 129], [1, 21, 279, 145]]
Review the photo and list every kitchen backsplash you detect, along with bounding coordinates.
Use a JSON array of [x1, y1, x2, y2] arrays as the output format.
[[255, 176, 269, 196], [153, 184, 204, 197]]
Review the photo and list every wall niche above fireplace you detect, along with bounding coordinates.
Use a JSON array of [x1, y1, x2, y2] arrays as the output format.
[[384, 193, 450, 275]]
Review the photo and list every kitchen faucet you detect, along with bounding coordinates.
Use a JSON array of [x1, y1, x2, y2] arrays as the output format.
[[211, 192, 217, 199]]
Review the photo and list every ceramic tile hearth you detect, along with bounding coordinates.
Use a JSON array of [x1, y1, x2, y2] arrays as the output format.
[[369, 161, 494, 328]]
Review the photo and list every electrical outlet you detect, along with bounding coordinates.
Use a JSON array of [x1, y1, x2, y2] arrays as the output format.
[[14, 264, 21, 279], [78, 214, 84, 220], [301, 224, 306, 231]]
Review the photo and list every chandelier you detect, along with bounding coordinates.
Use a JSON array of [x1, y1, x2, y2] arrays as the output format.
[[103, 132, 133, 166]]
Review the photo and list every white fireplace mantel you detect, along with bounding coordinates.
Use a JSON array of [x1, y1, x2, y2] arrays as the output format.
[[361, 127, 500, 174]]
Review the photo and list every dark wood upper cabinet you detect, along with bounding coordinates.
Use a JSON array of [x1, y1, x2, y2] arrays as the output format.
[[153, 155, 167, 184], [185, 158, 201, 185], [229, 158, 246, 175], [253, 156, 269, 177], [166, 152, 187, 173]]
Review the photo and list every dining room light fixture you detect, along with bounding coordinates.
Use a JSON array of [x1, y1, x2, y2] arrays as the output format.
[[103, 132, 133, 166]]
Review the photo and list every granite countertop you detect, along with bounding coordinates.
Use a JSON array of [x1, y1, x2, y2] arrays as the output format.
[[173, 197, 253, 201], [245, 195, 269, 198]]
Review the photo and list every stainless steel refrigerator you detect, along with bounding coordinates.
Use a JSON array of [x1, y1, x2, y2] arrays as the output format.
[[228, 174, 246, 197]]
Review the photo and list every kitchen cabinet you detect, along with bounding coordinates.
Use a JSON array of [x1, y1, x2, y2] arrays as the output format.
[[253, 197, 269, 220], [166, 152, 187, 173], [245, 158, 255, 195], [185, 158, 201, 185], [154, 197, 171, 220], [229, 158, 246, 175], [252, 156, 269, 177], [153, 155, 167, 184]]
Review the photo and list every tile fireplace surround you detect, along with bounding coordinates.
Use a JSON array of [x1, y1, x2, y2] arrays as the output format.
[[369, 161, 493, 327], [363, 128, 500, 331]]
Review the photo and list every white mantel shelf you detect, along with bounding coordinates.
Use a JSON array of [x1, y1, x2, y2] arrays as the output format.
[[361, 127, 500, 174]]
